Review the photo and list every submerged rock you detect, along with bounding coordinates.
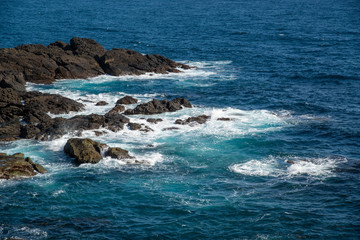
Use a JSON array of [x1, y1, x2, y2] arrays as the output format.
[[64, 138, 108, 165], [0, 153, 47, 179], [124, 98, 192, 115], [95, 101, 108, 106], [146, 118, 163, 124]]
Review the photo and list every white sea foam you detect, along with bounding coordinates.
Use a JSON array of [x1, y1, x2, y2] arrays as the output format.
[[230, 156, 347, 178]]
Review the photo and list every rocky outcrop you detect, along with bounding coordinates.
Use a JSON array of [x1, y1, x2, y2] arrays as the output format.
[[106, 104, 125, 114], [99, 49, 190, 76], [124, 98, 192, 115], [0, 37, 191, 90], [64, 138, 134, 164], [64, 138, 107, 164], [104, 147, 133, 160], [0, 153, 47, 179], [175, 115, 210, 125], [22, 91, 84, 114], [116, 96, 138, 105]]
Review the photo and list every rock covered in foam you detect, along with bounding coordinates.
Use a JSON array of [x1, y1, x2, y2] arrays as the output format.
[[0, 152, 47, 179]]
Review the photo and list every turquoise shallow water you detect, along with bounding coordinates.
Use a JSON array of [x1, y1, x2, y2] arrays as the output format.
[[1, 0, 360, 239]]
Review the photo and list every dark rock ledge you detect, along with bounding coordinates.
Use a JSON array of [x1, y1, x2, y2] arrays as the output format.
[[0, 37, 191, 92]]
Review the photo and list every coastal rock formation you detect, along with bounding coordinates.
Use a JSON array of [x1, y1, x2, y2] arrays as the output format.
[[0, 37, 191, 90], [106, 104, 125, 114], [104, 147, 133, 160], [116, 96, 138, 105], [64, 138, 134, 164], [99, 49, 190, 75], [124, 98, 192, 115], [175, 115, 210, 125], [64, 138, 107, 164], [0, 153, 47, 179]]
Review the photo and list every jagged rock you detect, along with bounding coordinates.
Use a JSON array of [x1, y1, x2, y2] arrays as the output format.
[[104, 113, 130, 132], [0, 153, 47, 179], [116, 96, 138, 105], [22, 91, 84, 114], [175, 115, 210, 125], [124, 98, 192, 115], [107, 104, 125, 114], [104, 147, 133, 160], [0, 37, 191, 90], [95, 101, 108, 106], [64, 138, 107, 164], [0, 121, 21, 141], [69, 37, 107, 59], [128, 123, 142, 130], [146, 118, 163, 124], [99, 49, 190, 76]]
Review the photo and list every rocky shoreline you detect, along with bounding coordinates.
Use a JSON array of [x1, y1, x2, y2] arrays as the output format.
[[0, 38, 199, 179]]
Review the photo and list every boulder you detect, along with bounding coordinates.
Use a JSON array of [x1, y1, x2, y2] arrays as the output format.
[[104, 147, 133, 160], [64, 138, 107, 164], [116, 96, 138, 105], [124, 98, 192, 115], [0, 153, 47, 179]]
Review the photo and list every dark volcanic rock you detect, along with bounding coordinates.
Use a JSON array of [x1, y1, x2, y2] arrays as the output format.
[[70, 37, 107, 59], [0, 122, 21, 141], [128, 123, 142, 130], [107, 104, 125, 114], [116, 96, 138, 105], [99, 49, 190, 76], [0, 37, 191, 90], [105, 147, 133, 160], [23, 91, 84, 114], [64, 138, 107, 165], [95, 101, 108, 106], [146, 118, 163, 124], [124, 98, 192, 115], [0, 153, 47, 179], [175, 115, 210, 125]]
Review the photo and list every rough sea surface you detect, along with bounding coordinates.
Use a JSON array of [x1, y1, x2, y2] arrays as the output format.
[[1, 0, 360, 239]]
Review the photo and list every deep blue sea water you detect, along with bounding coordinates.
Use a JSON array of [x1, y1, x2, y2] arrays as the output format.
[[1, 0, 360, 239]]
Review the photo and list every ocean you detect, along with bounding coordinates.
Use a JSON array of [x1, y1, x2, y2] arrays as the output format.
[[1, 0, 360, 239]]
